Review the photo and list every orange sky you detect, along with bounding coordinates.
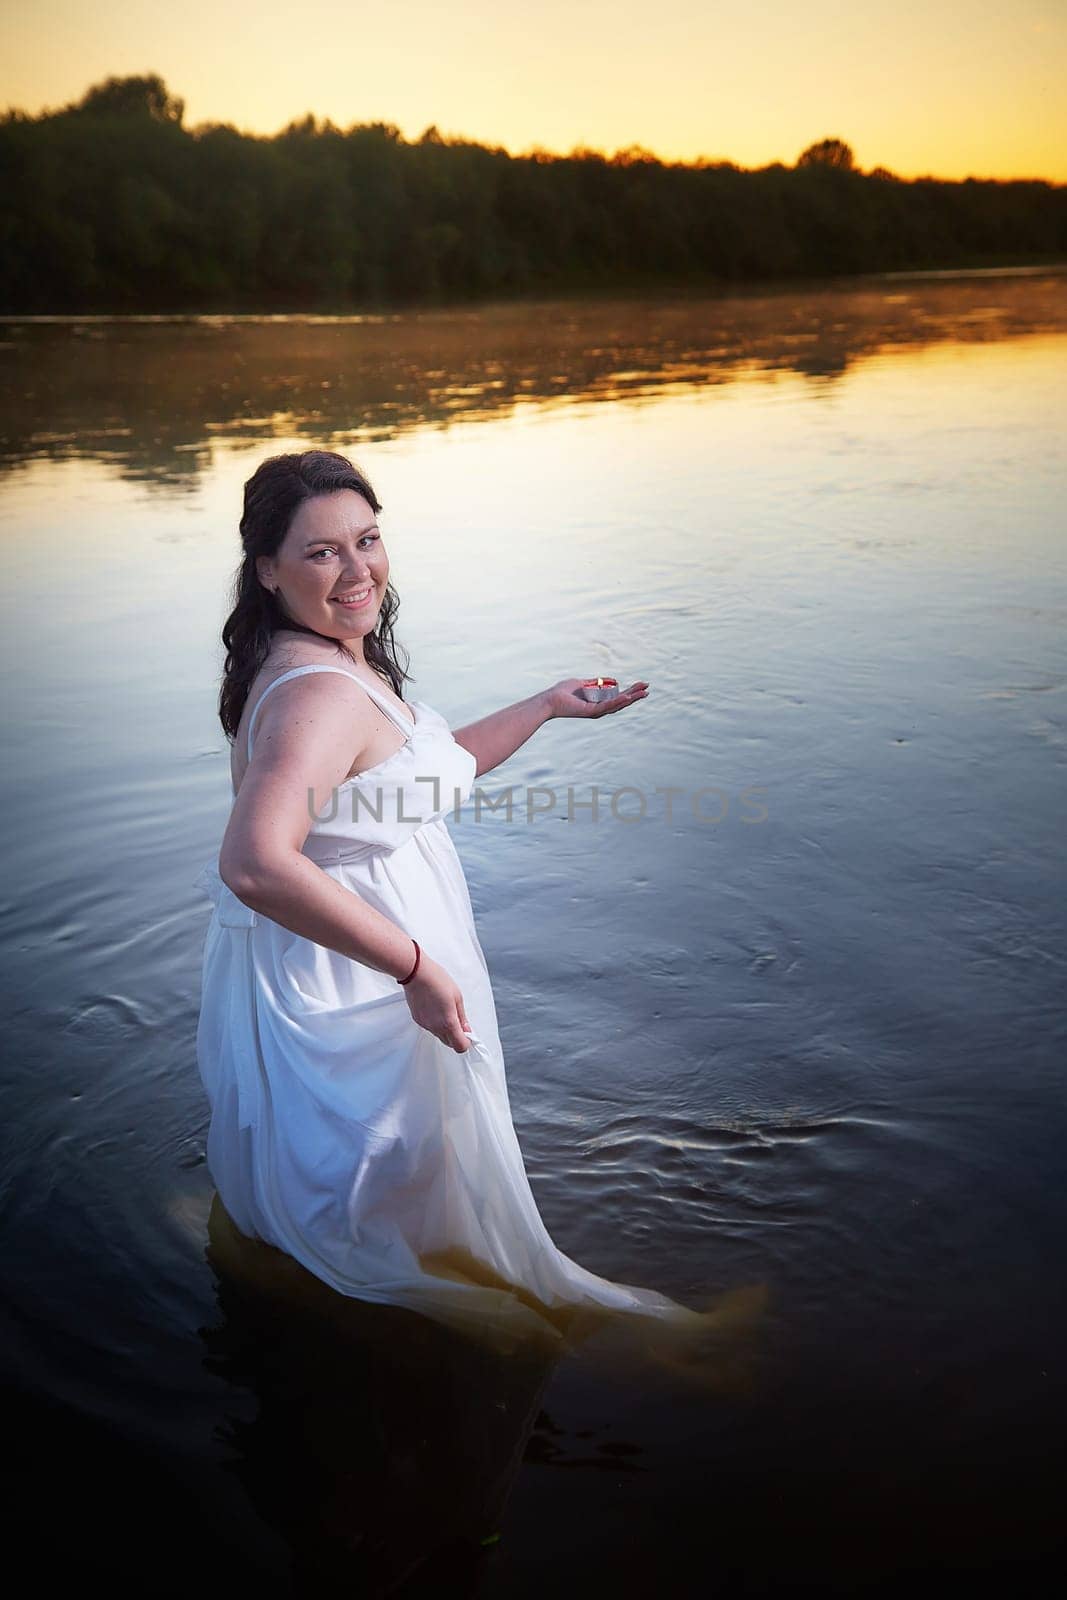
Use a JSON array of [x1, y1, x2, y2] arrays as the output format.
[[2, 0, 1065, 181]]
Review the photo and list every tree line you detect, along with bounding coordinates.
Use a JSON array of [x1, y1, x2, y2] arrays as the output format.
[[1, 74, 1064, 313]]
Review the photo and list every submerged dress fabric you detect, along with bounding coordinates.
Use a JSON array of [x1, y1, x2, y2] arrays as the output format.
[[195, 663, 698, 1345]]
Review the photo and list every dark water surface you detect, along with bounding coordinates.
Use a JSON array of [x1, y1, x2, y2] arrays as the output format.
[[2, 271, 1065, 1595]]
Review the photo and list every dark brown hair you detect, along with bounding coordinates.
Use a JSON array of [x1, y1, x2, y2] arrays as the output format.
[[218, 450, 411, 741]]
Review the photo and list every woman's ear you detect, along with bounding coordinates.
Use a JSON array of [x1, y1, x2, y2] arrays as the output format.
[[255, 557, 274, 593]]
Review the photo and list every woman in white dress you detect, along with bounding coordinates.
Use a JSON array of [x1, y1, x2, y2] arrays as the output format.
[[196, 449, 709, 1351]]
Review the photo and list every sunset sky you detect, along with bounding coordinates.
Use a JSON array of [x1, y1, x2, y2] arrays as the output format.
[[2, 0, 1065, 182]]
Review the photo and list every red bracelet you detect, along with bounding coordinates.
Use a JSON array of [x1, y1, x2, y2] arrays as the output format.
[[398, 939, 421, 985]]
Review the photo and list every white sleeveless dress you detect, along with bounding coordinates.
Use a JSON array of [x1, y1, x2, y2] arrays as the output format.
[[195, 663, 701, 1346]]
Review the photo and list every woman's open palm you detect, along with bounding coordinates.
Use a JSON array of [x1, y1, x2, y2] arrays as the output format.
[[545, 677, 650, 719]]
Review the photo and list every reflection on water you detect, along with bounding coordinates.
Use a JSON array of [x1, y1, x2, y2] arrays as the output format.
[[202, 1196, 558, 1593], [202, 1196, 770, 1591], [1, 268, 1065, 488], [1, 270, 1065, 1593]]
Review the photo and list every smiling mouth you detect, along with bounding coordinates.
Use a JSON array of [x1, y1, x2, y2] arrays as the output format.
[[331, 587, 375, 608]]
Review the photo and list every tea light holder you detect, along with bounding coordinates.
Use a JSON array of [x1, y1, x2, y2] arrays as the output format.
[[577, 676, 621, 704]]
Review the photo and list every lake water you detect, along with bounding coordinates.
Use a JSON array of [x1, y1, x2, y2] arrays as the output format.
[[2, 270, 1065, 1595]]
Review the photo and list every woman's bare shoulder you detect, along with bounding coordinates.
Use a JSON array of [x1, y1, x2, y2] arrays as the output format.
[[231, 640, 373, 792], [248, 632, 358, 697]]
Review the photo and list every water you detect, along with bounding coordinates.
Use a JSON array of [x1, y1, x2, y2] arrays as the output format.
[[2, 270, 1065, 1594]]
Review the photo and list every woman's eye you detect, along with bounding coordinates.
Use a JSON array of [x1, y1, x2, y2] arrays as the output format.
[[310, 536, 377, 559]]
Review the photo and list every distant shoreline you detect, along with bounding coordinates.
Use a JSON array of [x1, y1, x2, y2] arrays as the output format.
[[3, 262, 1066, 324]]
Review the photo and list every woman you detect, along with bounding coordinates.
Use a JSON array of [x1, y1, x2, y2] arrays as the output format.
[[195, 448, 703, 1348]]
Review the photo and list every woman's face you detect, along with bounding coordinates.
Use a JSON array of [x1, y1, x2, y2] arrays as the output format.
[[258, 489, 389, 648]]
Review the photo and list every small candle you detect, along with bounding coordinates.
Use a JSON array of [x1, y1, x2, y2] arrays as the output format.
[[577, 677, 621, 704]]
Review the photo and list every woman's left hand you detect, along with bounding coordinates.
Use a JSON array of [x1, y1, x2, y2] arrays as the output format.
[[543, 678, 650, 719]]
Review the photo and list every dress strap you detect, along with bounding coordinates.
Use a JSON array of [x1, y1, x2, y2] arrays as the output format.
[[246, 664, 414, 761]]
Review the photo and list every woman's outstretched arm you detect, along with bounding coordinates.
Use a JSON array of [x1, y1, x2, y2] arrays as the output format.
[[451, 678, 649, 778]]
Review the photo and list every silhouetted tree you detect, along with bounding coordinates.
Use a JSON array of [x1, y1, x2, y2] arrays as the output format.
[[71, 73, 184, 125], [797, 138, 855, 171]]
